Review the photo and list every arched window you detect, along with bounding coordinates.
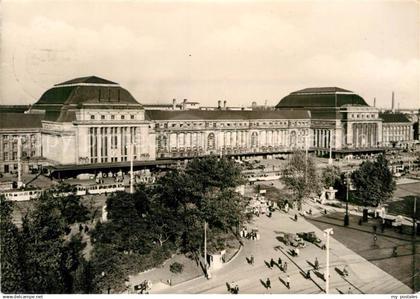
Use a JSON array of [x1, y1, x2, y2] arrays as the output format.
[[207, 133, 215, 150], [251, 132, 258, 148]]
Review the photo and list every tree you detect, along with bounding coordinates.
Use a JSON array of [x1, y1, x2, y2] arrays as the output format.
[[351, 154, 396, 206], [281, 150, 320, 209], [17, 188, 92, 294], [0, 196, 24, 293], [321, 165, 341, 189]]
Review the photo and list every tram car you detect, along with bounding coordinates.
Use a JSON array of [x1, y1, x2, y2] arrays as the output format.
[[1, 189, 42, 201], [1, 183, 126, 201]]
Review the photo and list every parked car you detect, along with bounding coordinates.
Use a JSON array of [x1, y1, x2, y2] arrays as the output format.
[[297, 232, 321, 244], [283, 233, 306, 248]]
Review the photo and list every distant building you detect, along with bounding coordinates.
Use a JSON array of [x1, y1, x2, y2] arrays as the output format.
[[276, 87, 383, 157], [143, 98, 200, 110], [380, 112, 413, 148], [0, 113, 44, 173]]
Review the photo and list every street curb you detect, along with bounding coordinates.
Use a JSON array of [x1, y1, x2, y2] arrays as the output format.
[[171, 274, 205, 288], [224, 244, 244, 267]]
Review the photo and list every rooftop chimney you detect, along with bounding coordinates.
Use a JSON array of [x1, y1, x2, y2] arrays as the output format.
[[392, 91, 395, 113], [183, 99, 187, 110], [223, 100, 227, 109], [373, 97, 376, 107], [172, 98, 176, 110], [218, 100, 221, 109]]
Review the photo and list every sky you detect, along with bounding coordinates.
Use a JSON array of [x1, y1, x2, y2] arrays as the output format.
[[0, 0, 419, 109]]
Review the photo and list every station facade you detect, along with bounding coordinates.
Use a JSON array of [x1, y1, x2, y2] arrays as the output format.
[[0, 76, 416, 174]]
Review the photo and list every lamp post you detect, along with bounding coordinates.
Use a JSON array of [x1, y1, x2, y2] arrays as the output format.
[[305, 132, 309, 184], [204, 221, 211, 279], [328, 130, 333, 165], [323, 228, 334, 294], [17, 136, 23, 188], [127, 143, 136, 194], [344, 172, 350, 226]]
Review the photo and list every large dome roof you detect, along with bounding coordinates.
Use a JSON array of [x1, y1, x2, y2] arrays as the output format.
[[276, 87, 368, 109], [31, 76, 142, 122]]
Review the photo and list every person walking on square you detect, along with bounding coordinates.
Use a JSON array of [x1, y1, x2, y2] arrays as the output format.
[[314, 257, 319, 270], [266, 278, 271, 289], [278, 257, 282, 267], [283, 261, 288, 272], [250, 255, 254, 265], [286, 275, 290, 289], [270, 258, 274, 268]]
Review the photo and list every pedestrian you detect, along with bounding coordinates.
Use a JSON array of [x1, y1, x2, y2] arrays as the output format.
[[324, 209, 327, 215], [306, 270, 311, 279], [84, 225, 89, 233], [286, 275, 290, 289], [266, 278, 271, 289], [347, 287, 352, 294], [278, 257, 282, 266], [234, 285, 239, 294], [392, 246, 398, 257], [270, 258, 274, 268], [295, 248, 300, 256], [250, 255, 254, 265], [79, 223, 83, 233], [283, 261, 288, 272], [294, 214, 298, 221], [314, 258, 319, 270]]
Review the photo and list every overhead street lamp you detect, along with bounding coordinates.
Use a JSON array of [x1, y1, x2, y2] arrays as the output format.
[[204, 221, 211, 279], [323, 228, 334, 294], [126, 143, 137, 194]]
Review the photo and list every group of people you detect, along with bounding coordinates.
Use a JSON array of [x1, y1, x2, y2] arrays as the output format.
[[227, 283, 239, 294], [266, 257, 288, 272], [240, 228, 260, 240], [263, 275, 290, 290]]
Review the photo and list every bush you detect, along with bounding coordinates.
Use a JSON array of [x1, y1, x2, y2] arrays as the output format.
[[169, 262, 184, 274]]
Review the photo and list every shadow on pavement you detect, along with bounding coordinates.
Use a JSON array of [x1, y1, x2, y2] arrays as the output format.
[[306, 260, 316, 269], [278, 277, 288, 287], [313, 270, 325, 281], [259, 279, 269, 289]]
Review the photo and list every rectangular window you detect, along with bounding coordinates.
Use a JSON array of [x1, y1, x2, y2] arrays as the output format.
[[130, 115, 135, 120], [121, 115, 125, 120], [101, 115, 105, 120], [90, 115, 95, 120], [111, 115, 115, 120]]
